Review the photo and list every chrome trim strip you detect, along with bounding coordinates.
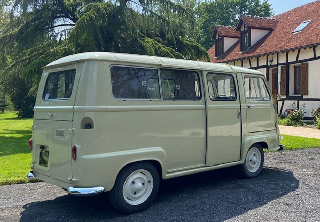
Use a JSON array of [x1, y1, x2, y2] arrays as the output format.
[[68, 187, 105, 195]]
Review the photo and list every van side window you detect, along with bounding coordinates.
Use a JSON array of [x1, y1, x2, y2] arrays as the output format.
[[244, 76, 270, 101], [207, 73, 237, 101], [43, 69, 76, 100], [111, 66, 160, 99], [160, 69, 201, 100]]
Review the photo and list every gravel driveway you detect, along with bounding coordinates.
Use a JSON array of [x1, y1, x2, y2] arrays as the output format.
[[1, 148, 320, 222]]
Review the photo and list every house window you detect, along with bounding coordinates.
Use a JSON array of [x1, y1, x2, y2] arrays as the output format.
[[240, 30, 249, 51], [293, 63, 308, 95], [215, 38, 223, 57], [294, 66, 301, 94]]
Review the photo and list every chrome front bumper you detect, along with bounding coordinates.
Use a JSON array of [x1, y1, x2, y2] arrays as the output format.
[[27, 171, 35, 180], [68, 187, 105, 196]]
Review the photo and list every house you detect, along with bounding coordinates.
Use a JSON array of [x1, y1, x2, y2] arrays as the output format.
[[208, 1, 320, 119]]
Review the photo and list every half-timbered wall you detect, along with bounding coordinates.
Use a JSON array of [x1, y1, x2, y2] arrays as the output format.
[[227, 46, 320, 118]]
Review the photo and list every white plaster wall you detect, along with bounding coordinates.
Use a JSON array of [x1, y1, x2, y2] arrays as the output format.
[[251, 29, 270, 46], [278, 52, 286, 64], [278, 100, 320, 117], [224, 37, 238, 52], [299, 48, 314, 60], [307, 59, 320, 98]]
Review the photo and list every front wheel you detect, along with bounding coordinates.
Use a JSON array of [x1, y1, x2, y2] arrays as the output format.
[[108, 162, 159, 213], [239, 144, 264, 178]]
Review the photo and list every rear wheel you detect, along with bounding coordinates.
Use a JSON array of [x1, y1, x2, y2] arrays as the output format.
[[108, 162, 159, 213], [239, 144, 264, 178]]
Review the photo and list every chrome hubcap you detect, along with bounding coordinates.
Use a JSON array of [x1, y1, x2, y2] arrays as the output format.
[[123, 169, 153, 205], [246, 147, 261, 173]]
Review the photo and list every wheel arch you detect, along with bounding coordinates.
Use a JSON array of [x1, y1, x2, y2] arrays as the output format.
[[242, 137, 268, 162], [99, 147, 167, 192]]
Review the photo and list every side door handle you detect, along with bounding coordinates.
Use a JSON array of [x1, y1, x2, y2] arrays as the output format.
[[247, 105, 255, 108]]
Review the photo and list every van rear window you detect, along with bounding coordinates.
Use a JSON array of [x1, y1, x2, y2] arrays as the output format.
[[43, 69, 76, 100]]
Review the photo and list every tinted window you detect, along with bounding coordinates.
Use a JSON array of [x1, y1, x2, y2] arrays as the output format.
[[43, 69, 76, 100], [160, 69, 201, 100], [207, 73, 236, 101], [244, 76, 270, 100], [111, 66, 160, 99]]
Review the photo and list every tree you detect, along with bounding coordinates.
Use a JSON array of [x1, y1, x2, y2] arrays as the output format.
[[197, 0, 273, 49], [0, 0, 209, 117]]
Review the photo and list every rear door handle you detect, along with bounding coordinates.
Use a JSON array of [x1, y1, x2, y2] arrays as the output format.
[[247, 105, 255, 108]]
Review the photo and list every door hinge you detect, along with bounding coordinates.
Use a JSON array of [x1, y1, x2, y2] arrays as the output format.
[[237, 110, 241, 119]]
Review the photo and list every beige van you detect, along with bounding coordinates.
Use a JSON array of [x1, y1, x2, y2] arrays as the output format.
[[27, 52, 283, 213]]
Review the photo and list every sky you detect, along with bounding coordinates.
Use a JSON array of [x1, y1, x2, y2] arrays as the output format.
[[268, 0, 316, 15]]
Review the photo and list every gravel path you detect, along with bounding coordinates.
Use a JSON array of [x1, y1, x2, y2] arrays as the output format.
[[1, 148, 320, 222], [279, 125, 320, 139]]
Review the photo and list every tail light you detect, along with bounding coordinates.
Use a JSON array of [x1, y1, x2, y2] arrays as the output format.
[[72, 145, 77, 160], [29, 138, 33, 151]]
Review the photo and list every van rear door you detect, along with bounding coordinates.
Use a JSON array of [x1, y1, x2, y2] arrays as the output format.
[[32, 64, 82, 183]]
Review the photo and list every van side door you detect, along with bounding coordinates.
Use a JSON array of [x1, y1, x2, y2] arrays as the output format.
[[205, 72, 241, 166], [243, 75, 277, 133]]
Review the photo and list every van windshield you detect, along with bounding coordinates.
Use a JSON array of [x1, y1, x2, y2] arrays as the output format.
[[42, 69, 76, 100]]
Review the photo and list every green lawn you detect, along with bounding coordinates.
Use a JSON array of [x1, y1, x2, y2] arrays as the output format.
[[0, 112, 33, 185], [281, 135, 320, 150]]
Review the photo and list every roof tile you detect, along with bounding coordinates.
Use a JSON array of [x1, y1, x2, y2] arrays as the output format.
[[209, 1, 320, 63]]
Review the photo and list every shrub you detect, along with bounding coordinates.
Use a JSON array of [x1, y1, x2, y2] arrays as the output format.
[[317, 117, 320, 130], [287, 109, 304, 126], [311, 107, 320, 122], [5, 75, 35, 118]]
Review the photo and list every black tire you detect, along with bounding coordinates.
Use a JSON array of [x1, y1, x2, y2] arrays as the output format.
[[108, 162, 159, 213], [239, 144, 264, 178]]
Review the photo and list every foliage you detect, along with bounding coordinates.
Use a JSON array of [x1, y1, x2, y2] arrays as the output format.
[[311, 107, 320, 121], [0, 0, 210, 117], [281, 135, 320, 150], [0, 112, 33, 185], [197, 0, 273, 49], [278, 109, 304, 127]]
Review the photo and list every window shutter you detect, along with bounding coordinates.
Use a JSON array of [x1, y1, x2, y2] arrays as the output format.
[[271, 68, 278, 94], [280, 66, 286, 95], [300, 63, 308, 95]]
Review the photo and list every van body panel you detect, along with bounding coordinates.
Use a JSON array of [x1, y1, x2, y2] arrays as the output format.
[[32, 63, 83, 182], [242, 74, 278, 133], [204, 72, 242, 166], [30, 52, 281, 195], [72, 147, 167, 191], [242, 130, 280, 159]]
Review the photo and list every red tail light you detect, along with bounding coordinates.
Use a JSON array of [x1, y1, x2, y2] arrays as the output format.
[[72, 145, 77, 160], [29, 138, 33, 151]]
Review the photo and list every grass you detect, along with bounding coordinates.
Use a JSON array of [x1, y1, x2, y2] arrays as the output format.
[[281, 135, 320, 150], [0, 112, 33, 185]]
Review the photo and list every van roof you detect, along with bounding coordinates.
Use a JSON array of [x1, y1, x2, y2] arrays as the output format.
[[45, 52, 261, 75]]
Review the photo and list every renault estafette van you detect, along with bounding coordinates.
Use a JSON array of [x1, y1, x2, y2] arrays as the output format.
[[27, 52, 283, 213]]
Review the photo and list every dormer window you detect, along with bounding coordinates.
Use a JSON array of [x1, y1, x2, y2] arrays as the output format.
[[240, 30, 250, 51], [215, 38, 223, 57], [292, 20, 311, 33]]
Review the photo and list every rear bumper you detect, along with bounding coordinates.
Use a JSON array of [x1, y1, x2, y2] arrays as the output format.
[[67, 187, 105, 196]]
